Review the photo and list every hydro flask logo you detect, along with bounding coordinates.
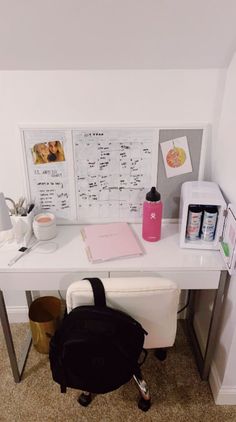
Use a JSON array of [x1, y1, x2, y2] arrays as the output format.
[[150, 213, 156, 220]]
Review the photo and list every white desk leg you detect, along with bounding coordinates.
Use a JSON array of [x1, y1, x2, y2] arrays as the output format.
[[187, 270, 228, 381], [0, 290, 32, 383]]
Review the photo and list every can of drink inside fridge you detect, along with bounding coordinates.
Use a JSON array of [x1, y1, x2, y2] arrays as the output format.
[[201, 206, 218, 241], [186, 205, 203, 240]]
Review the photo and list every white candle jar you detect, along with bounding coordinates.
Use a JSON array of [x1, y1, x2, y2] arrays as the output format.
[[33, 213, 57, 241]]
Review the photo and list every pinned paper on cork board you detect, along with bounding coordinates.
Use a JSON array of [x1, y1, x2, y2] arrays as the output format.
[[160, 136, 193, 178], [157, 127, 207, 219]]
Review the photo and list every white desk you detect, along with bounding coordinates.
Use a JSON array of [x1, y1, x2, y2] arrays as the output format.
[[0, 223, 227, 382]]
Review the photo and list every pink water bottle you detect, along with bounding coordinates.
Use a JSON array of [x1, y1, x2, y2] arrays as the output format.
[[142, 187, 163, 242]]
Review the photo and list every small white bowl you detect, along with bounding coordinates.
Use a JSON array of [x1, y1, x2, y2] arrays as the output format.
[[33, 213, 57, 241]]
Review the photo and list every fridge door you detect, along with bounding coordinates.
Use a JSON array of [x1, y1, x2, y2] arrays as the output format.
[[219, 204, 236, 275]]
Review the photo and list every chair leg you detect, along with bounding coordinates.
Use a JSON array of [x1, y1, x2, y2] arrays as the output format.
[[155, 347, 167, 361], [78, 391, 92, 407], [133, 371, 151, 411]]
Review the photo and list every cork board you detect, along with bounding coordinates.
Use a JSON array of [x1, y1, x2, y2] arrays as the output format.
[[157, 128, 205, 219]]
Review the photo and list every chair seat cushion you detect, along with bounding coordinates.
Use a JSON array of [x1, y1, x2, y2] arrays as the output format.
[[66, 277, 180, 349]]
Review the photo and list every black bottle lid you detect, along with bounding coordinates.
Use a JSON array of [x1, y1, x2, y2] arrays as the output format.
[[189, 204, 203, 213], [204, 205, 218, 214], [146, 187, 161, 202]]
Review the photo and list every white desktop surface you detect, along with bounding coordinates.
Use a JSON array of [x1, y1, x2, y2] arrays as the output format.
[[0, 223, 225, 291]]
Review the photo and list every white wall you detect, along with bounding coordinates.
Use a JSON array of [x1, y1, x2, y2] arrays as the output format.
[[0, 70, 224, 199], [209, 53, 236, 403], [0, 69, 224, 309]]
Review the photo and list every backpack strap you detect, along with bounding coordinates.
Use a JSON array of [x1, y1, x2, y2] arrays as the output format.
[[83, 277, 106, 307]]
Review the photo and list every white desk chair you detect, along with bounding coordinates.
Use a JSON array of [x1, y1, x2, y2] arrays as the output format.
[[66, 276, 180, 411]]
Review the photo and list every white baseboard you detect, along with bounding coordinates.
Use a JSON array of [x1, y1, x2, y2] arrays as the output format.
[[6, 305, 29, 323], [191, 318, 236, 405], [209, 360, 236, 405], [7, 304, 186, 322]]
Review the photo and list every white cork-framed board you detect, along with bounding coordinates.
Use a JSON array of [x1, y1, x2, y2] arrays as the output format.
[[20, 124, 207, 224]]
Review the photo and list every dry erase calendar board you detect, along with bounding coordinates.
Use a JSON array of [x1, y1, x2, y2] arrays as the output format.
[[21, 126, 206, 224], [21, 127, 158, 224]]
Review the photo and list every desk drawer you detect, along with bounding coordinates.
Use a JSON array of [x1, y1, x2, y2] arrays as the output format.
[[109, 270, 221, 290], [0, 271, 109, 291]]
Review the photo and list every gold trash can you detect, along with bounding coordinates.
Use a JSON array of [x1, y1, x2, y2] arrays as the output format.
[[29, 296, 61, 354]]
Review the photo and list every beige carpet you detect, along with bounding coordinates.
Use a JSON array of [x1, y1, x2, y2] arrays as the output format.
[[1, 322, 236, 422]]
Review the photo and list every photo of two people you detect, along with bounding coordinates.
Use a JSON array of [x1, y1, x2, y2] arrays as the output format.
[[32, 140, 65, 164]]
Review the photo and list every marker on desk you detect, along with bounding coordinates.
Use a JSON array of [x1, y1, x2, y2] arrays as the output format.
[[8, 240, 38, 267]]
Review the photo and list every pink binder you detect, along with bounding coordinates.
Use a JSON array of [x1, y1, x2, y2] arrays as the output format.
[[81, 222, 144, 263]]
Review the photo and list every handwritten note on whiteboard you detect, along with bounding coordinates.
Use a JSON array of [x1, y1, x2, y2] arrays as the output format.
[[22, 129, 76, 222], [73, 128, 157, 223]]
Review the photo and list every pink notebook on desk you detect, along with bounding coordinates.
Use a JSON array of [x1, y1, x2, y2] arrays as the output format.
[[81, 222, 144, 263]]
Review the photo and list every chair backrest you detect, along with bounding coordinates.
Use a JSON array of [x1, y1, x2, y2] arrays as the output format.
[[66, 277, 180, 349]]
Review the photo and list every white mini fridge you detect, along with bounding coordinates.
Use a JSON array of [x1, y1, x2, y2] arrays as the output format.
[[179, 181, 236, 275]]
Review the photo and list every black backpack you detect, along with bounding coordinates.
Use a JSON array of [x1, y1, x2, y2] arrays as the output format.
[[49, 278, 147, 394]]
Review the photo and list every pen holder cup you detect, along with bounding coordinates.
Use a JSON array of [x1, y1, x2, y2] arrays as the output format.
[[11, 211, 34, 246]]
